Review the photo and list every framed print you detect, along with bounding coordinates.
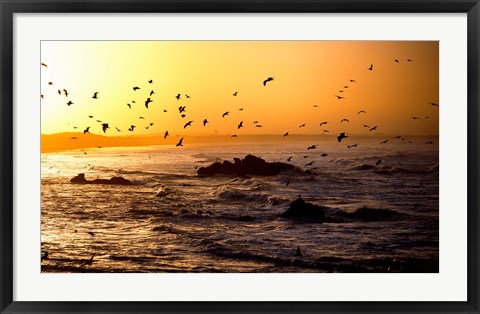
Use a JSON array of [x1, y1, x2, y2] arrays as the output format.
[[1, 0, 479, 313]]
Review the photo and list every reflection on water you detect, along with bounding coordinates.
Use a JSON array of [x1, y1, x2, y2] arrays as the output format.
[[41, 139, 438, 272]]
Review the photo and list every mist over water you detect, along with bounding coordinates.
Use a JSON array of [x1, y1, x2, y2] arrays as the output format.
[[41, 137, 438, 272]]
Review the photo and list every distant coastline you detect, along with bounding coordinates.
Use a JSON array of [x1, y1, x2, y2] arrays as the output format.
[[41, 132, 438, 153]]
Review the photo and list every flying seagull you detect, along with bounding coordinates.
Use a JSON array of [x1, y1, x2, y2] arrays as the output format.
[[145, 97, 152, 109], [369, 126, 378, 131], [203, 119, 209, 126], [92, 92, 99, 99], [307, 145, 317, 150], [128, 125, 136, 132], [283, 132, 289, 137], [176, 137, 184, 147], [184, 121, 193, 129], [222, 111, 229, 118], [164, 131, 169, 139], [357, 110, 366, 115], [133, 86, 140, 91], [319, 121, 328, 127], [101, 123, 109, 133], [233, 91, 238, 96], [340, 118, 349, 123], [337, 132, 348, 142], [369, 64, 374, 71], [263, 77, 274, 86], [176, 94, 181, 100], [238, 121, 243, 129], [83, 127, 90, 134], [41, 63, 48, 68]]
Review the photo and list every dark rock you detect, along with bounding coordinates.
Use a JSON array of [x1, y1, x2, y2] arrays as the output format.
[[70, 173, 131, 185], [70, 173, 88, 183], [197, 154, 296, 176], [281, 198, 327, 221]]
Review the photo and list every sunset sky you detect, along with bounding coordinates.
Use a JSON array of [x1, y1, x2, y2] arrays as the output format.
[[41, 41, 438, 140]]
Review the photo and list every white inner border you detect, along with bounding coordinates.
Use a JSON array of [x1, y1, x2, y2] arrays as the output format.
[[13, 13, 468, 301]]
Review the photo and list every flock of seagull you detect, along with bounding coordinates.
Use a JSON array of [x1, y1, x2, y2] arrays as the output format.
[[41, 59, 438, 162]]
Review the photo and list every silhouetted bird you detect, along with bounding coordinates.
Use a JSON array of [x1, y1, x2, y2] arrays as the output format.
[[139, 117, 145, 120], [63, 89, 69, 97], [380, 139, 389, 144], [133, 86, 140, 91], [184, 121, 193, 129], [164, 131, 169, 139], [369, 126, 378, 131], [231, 135, 237, 138], [132, 100, 136, 103], [203, 119, 209, 126], [148, 79, 153, 84], [343, 86, 349, 89], [340, 119, 349, 123], [369, 64, 374, 71], [127, 103, 131, 109], [283, 132, 289, 137], [305, 161, 314, 166], [88, 115, 93, 118], [57, 89, 62, 95], [176, 94, 181, 100], [337, 132, 348, 142], [67, 101, 73, 106], [263, 77, 274, 86], [295, 246, 303, 257], [320, 121, 328, 126], [407, 59, 413, 62], [335, 95, 345, 99], [395, 59, 400, 63], [350, 79, 356, 82], [102, 123, 109, 133], [307, 145, 317, 150], [96, 120, 102, 123], [41, 94, 45, 99], [287, 156, 293, 161], [299, 124, 306, 128], [176, 137, 184, 147], [323, 130, 329, 133], [253, 121, 259, 124], [233, 91, 238, 96], [358, 110, 366, 115], [92, 92, 99, 99], [149, 122, 154, 126], [128, 125, 136, 132], [70, 137, 78, 140], [185, 94, 190, 98], [41, 63, 48, 68], [347, 144, 358, 149], [222, 112, 229, 118], [255, 125, 263, 128], [321, 153, 328, 157], [145, 98, 152, 109], [238, 121, 243, 129], [239, 108, 244, 111], [115, 127, 121, 132], [81, 149, 87, 155], [48, 81, 53, 85], [83, 127, 90, 134], [430, 102, 439, 107], [363, 124, 370, 128], [412, 116, 420, 120], [150, 90, 155, 96]]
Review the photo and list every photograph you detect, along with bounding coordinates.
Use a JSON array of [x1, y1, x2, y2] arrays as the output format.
[[40, 40, 439, 273]]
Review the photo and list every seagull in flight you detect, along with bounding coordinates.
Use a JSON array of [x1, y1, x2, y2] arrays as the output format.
[[430, 102, 439, 107], [63, 89, 69, 97], [41, 63, 48, 68], [128, 125, 136, 132], [369, 126, 378, 131], [148, 79, 153, 84], [299, 124, 306, 128], [133, 86, 140, 91], [67, 101, 73, 106], [164, 131, 169, 139], [233, 91, 238, 96], [145, 97, 152, 108], [283, 132, 289, 137], [319, 121, 328, 127], [337, 132, 348, 142], [83, 127, 90, 134], [176, 94, 181, 100], [150, 90, 155, 96], [184, 121, 193, 129], [307, 145, 317, 150], [238, 121, 243, 129], [222, 111, 229, 118], [176, 137, 184, 147], [203, 119, 209, 126], [368, 64, 374, 71], [340, 118, 349, 123], [263, 77, 274, 86], [92, 92, 99, 99], [357, 110, 366, 115], [101, 123, 109, 133]]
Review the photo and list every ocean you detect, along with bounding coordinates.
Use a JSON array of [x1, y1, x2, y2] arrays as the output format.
[[41, 137, 439, 272]]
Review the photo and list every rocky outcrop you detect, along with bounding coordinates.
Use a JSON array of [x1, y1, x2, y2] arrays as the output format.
[[197, 154, 296, 176], [70, 173, 131, 185], [281, 198, 327, 221]]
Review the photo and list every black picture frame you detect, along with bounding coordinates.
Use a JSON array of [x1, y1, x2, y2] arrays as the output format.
[[1, 0, 479, 313]]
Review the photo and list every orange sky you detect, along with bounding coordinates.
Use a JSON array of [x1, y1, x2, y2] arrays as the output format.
[[41, 41, 438, 142]]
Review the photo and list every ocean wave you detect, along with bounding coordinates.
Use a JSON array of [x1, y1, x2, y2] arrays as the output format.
[[215, 186, 270, 203], [335, 206, 411, 222]]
